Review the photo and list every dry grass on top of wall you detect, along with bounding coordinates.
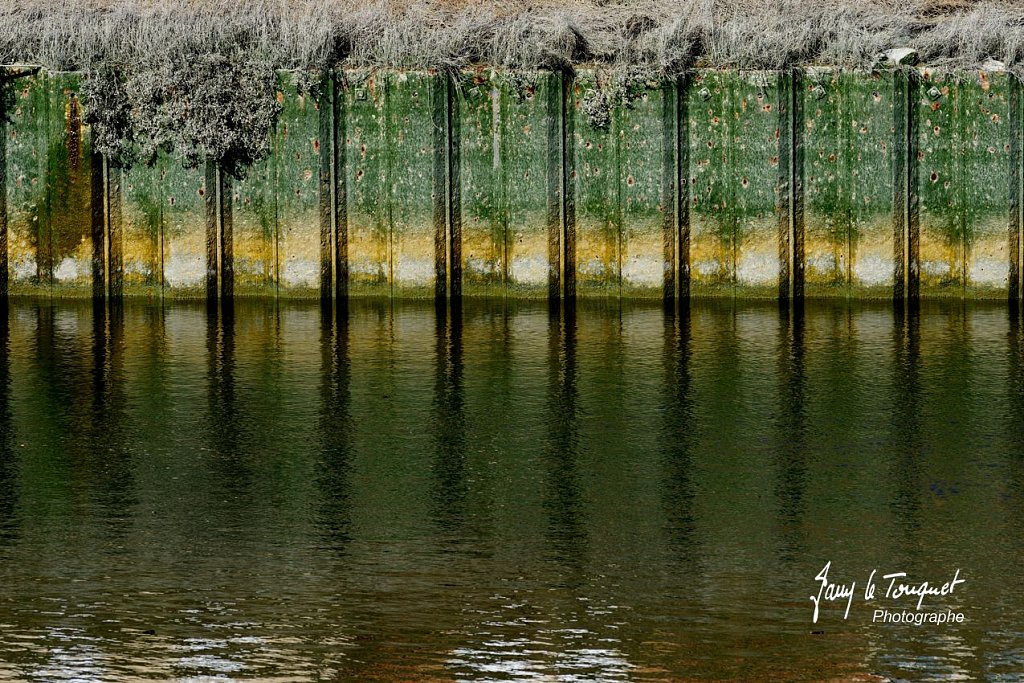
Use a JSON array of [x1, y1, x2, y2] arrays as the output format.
[[2, 0, 1024, 74]]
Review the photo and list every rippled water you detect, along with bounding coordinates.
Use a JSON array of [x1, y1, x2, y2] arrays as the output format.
[[0, 298, 1022, 681]]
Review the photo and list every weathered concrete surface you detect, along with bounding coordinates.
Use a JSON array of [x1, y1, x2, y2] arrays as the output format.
[[456, 70, 503, 297], [120, 161, 162, 297], [804, 69, 895, 298], [159, 160, 206, 297], [274, 74, 321, 297], [6, 73, 94, 297], [569, 70, 675, 298], [342, 70, 442, 298], [343, 70, 389, 296], [4, 67, 1024, 302], [389, 71, 442, 298], [620, 76, 676, 299], [732, 71, 786, 299], [571, 70, 620, 297], [502, 71, 559, 297], [917, 68, 1010, 298], [688, 70, 784, 298], [234, 156, 276, 297]]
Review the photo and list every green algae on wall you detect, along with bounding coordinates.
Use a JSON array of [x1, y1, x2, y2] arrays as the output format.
[[803, 69, 895, 298], [234, 154, 276, 297], [341, 70, 446, 299], [571, 70, 620, 297], [689, 70, 786, 299], [731, 71, 787, 300], [389, 71, 445, 299], [119, 161, 162, 298], [619, 75, 677, 300], [274, 73, 321, 297], [119, 73, 322, 300], [916, 68, 1010, 299], [570, 70, 677, 299], [343, 70, 390, 297], [455, 71, 504, 298], [5, 73, 95, 297], [449, 69, 566, 298], [153, 158, 206, 297], [4, 67, 1024, 303], [502, 71, 561, 298]]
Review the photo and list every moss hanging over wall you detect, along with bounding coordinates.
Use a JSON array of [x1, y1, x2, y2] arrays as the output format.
[[82, 51, 283, 179]]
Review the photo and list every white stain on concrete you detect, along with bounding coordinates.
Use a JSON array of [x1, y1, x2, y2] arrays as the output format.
[[53, 257, 80, 282], [12, 257, 36, 281], [922, 259, 951, 278], [394, 257, 434, 285], [235, 257, 267, 276], [969, 257, 1006, 286], [510, 255, 547, 285], [578, 257, 606, 277], [125, 258, 151, 277], [349, 259, 386, 278], [464, 256, 494, 276], [853, 254, 890, 286], [164, 253, 204, 287], [694, 260, 722, 277], [736, 252, 778, 285], [282, 258, 318, 287], [806, 252, 836, 275], [621, 256, 661, 286]]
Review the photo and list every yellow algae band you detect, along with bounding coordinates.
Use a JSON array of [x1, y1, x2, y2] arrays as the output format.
[[0, 67, 1022, 302]]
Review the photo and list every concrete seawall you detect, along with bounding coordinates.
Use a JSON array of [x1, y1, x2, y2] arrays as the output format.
[[0, 67, 1019, 301]]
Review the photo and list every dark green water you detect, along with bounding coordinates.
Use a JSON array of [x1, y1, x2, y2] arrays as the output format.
[[0, 299, 1022, 681]]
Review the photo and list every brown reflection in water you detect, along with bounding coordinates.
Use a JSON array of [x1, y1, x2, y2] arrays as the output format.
[[205, 302, 253, 501], [891, 303, 922, 548], [1006, 306, 1024, 543], [26, 302, 137, 522], [316, 301, 353, 552], [543, 301, 585, 581], [87, 300, 135, 532], [660, 303, 698, 560], [0, 302, 15, 544], [430, 301, 468, 538], [774, 302, 807, 561]]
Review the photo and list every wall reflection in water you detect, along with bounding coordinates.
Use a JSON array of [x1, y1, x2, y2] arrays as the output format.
[[0, 303, 15, 544], [0, 299, 1020, 681]]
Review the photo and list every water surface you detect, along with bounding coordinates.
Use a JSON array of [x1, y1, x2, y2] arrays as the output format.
[[0, 299, 1021, 681]]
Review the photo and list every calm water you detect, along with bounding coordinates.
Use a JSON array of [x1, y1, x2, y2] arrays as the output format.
[[0, 298, 1022, 681]]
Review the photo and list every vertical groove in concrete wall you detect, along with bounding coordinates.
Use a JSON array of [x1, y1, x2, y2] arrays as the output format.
[[108, 164, 123, 299], [334, 72, 349, 301], [497, 82, 509, 294], [791, 69, 805, 301], [319, 74, 334, 300], [90, 153, 104, 298], [220, 169, 233, 299], [545, 73, 562, 300], [677, 74, 690, 301], [432, 73, 448, 300], [1011, 75, 1022, 303], [894, 69, 909, 301], [38, 84, 51, 291], [662, 75, 678, 302], [562, 73, 576, 300], [205, 160, 218, 301], [447, 75, 462, 301], [0, 92, 6, 299], [777, 71, 793, 301], [906, 70, 920, 302]]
